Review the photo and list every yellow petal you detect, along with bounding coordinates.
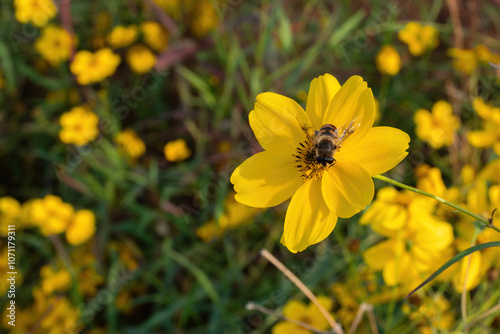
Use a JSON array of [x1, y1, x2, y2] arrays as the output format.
[[249, 92, 309, 154], [322, 76, 375, 146], [363, 239, 397, 271], [282, 300, 307, 320], [282, 179, 338, 253], [467, 130, 497, 147], [305, 74, 341, 129], [322, 161, 374, 218], [383, 253, 418, 286], [231, 151, 303, 208], [337, 127, 410, 176]]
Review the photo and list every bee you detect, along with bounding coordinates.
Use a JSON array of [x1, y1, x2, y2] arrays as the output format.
[[297, 115, 361, 167]]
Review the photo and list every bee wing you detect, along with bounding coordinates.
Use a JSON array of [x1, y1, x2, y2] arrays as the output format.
[[337, 118, 361, 145], [296, 115, 315, 139]]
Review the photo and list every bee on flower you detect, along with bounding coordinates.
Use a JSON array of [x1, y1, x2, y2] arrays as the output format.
[[231, 74, 410, 253]]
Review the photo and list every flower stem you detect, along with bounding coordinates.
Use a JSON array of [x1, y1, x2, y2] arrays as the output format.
[[373, 174, 500, 234]]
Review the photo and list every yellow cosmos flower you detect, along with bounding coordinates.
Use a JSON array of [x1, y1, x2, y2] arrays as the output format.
[[115, 129, 146, 159], [107, 25, 138, 49], [398, 22, 439, 56], [70, 48, 121, 85], [140, 21, 169, 53], [272, 296, 334, 334], [164, 139, 191, 162], [14, 0, 57, 27], [376, 45, 401, 76], [468, 98, 500, 155], [126, 44, 157, 74], [231, 74, 410, 253], [35, 25, 73, 66], [414, 100, 460, 149], [59, 105, 100, 146]]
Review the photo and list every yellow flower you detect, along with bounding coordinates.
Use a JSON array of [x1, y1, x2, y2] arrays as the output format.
[[362, 186, 454, 288], [164, 139, 191, 162], [70, 48, 121, 85], [140, 21, 169, 53], [30, 195, 74, 235], [376, 45, 401, 76], [0, 248, 23, 295], [414, 100, 460, 149], [406, 295, 455, 331], [115, 129, 146, 159], [107, 25, 138, 48], [126, 44, 157, 74], [35, 25, 73, 66], [272, 296, 334, 334], [468, 98, 500, 155], [40, 265, 71, 295], [448, 48, 478, 75], [66, 209, 96, 245], [188, 0, 219, 38], [14, 0, 57, 27], [398, 22, 439, 56], [448, 45, 500, 75], [196, 191, 260, 242], [59, 105, 100, 146], [0, 196, 22, 236], [231, 74, 410, 253]]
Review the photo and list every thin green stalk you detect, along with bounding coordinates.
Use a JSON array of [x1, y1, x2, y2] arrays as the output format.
[[373, 175, 500, 234]]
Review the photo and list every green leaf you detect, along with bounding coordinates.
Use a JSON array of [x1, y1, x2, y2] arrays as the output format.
[[164, 242, 220, 304], [407, 241, 500, 298]]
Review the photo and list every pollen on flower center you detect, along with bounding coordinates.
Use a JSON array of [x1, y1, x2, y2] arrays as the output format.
[[292, 132, 333, 180]]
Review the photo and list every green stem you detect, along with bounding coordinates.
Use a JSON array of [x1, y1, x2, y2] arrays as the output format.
[[373, 175, 500, 234]]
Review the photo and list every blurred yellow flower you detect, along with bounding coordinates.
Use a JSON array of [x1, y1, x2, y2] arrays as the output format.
[[0, 248, 23, 295], [70, 48, 121, 85], [141, 21, 169, 53], [468, 97, 500, 155], [272, 296, 334, 334], [188, 0, 219, 38], [40, 265, 71, 295], [35, 25, 73, 66], [14, 0, 57, 27], [126, 44, 157, 74], [405, 295, 455, 332], [164, 139, 191, 162], [398, 22, 439, 56], [231, 74, 409, 253], [66, 209, 96, 245], [376, 45, 401, 76], [0, 196, 22, 236], [107, 25, 138, 48], [362, 187, 454, 288], [59, 105, 100, 146], [110, 241, 140, 270], [154, 0, 181, 18], [414, 100, 460, 149], [448, 45, 500, 75], [196, 191, 260, 242], [33, 287, 81, 333], [30, 195, 74, 235], [115, 129, 146, 159]]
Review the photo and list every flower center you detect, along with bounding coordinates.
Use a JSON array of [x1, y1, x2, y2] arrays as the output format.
[[293, 130, 334, 180]]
